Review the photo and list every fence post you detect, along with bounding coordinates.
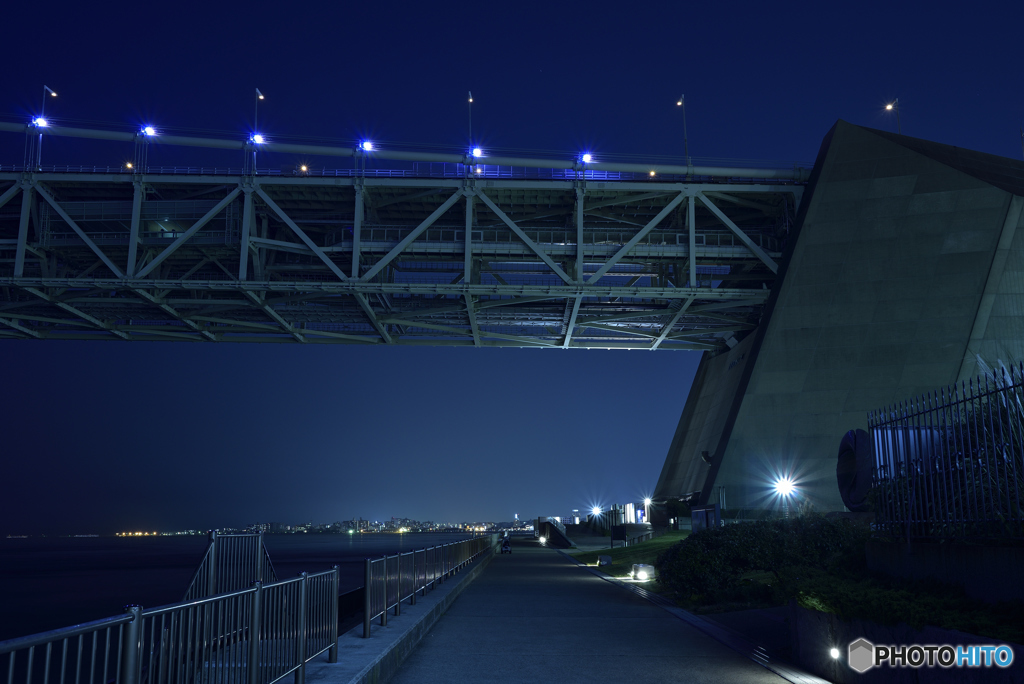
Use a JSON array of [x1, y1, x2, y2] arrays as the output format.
[[256, 531, 265, 583], [248, 582, 262, 684], [120, 605, 142, 684], [381, 556, 388, 627], [207, 530, 218, 597], [394, 556, 401, 617], [329, 566, 339, 663], [362, 559, 371, 639], [294, 573, 307, 684], [411, 552, 417, 605]]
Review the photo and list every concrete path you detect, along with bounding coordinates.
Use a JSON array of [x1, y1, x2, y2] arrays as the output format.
[[390, 539, 788, 684]]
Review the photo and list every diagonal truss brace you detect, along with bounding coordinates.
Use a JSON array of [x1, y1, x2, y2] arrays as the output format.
[[136, 187, 242, 279], [256, 188, 391, 343], [562, 297, 582, 349], [34, 183, 126, 278], [360, 190, 465, 282], [0, 316, 41, 338], [651, 296, 696, 350], [23, 286, 128, 339], [586, 192, 687, 284], [244, 291, 305, 343], [131, 288, 217, 341], [697, 192, 778, 273], [475, 191, 574, 285]]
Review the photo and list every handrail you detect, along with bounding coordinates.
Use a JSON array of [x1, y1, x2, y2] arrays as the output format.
[[0, 121, 811, 181], [1, 569, 339, 684], [363, 534, 498, 638]]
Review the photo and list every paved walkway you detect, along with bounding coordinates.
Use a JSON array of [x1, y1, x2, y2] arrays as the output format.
[[389, 539, 788, 684]]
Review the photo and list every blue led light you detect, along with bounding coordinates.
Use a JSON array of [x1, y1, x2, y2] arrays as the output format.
[[33, 117, 48, 127], [142, 126, 156, 136], [252, 134, 265, 144], [472, 147, 482, 157], [581, 153, 592, 163], [361, 141, 374, 151]]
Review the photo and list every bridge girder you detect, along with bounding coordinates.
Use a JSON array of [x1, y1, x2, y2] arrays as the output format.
[[0, 171, 801, 349]]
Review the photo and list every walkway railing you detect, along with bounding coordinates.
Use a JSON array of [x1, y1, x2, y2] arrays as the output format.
[[869, 361, 1024, 541], [183, 531, 278, 601], [1, 569, 338, 684], [363, 534, 497, 638]]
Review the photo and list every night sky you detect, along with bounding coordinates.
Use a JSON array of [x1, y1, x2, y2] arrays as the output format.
[[2, 2, 1022, 534]]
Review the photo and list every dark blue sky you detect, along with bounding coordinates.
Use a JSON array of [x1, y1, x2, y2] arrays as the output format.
[[2, 1, 1022, 533]]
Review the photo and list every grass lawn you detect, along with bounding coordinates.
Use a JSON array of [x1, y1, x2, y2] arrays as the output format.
[[568, 531, 689, 585]]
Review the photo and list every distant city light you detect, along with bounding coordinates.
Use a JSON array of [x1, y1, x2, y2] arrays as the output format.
[[472, 147, 482, 157], [252, 134, 265, 144], [774, 477, 795, 497], [142, 126, 156, 136], [361, 141, 374, 151], [33, 117, 48, 127], [581, 153, 592, 163]]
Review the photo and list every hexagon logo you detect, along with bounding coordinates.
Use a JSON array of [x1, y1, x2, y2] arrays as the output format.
[[848, 638, 875, 673]]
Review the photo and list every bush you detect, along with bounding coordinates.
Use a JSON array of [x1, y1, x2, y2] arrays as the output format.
[[654, 514, 866, 604]]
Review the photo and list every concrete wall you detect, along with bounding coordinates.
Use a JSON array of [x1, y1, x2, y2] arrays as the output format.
[[658, 120, 1024, 511]]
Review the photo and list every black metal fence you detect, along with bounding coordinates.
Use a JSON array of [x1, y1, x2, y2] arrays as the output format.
[[869, 362, 1024, 541]]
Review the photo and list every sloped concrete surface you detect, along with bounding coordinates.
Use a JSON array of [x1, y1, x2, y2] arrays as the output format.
[[388, 540, 789, 683]]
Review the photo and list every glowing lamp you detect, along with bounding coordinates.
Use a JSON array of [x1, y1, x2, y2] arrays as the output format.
[[142, 126, 156, 136], [361, 141, 374, 151], [591, 506, 601, 516], [774, 477, 795, 497], [252, 134, 265, 144], [830, 648, 840, 659], [632, 564, 655, 581], [581, 153, 592, 163], [643, 498, 652, 506], [472, 147, 483, 157], [33, 117, 48, 127]]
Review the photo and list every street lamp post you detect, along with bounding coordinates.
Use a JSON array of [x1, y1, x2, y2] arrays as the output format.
[[253, 88, 265, 174], [885, 98, 901, 134], [676, 93, 691, 168], [36, 85, 57, 169]]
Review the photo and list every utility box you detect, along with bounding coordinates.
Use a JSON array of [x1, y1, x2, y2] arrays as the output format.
[[691, 503, 721, 532]]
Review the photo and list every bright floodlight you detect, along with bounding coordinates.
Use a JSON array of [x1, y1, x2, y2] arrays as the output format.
[[830, 648, 840, 659], [33, 117, 48, 127], [125, 162, 133, 169], [886, 103, 893, 110], [637, 570, 648, 580], [252, 134, 265, 144], [591, 506, 601, 516], [472, 147, 482, 157], [142, 126, 156, 136], [300, 165, 308, 172], [581, 153, 592, 163], [644, 498, 652, 506], [361, 141, 374, 151], [649, 170, 656, 176], [538, 535, 547, 544], [774, 477, 795, 497]]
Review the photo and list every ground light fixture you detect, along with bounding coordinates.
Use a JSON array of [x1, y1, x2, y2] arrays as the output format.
[[538, 535, 547, 545], [631, 564, 655, 581]]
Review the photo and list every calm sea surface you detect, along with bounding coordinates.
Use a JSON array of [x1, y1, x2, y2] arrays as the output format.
[[0, 533, 473, 642]]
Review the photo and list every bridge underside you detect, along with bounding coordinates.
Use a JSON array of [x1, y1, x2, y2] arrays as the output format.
[[0, 171, 801, 348]]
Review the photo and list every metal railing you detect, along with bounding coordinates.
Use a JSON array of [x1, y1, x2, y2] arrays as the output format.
[[1, 569, 338, 684], [363, 534, 497, 638], [184, 531, 278, 601], [869, 361, 1024, 541]]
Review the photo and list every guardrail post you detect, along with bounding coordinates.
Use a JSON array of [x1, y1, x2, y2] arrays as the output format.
[[207, 530, 218, 597], [363, 559, 371, 639], [294, 573, 307, 684], [394, 555, 401, 617], [329, 566, 339, 662], [120, 605, 142, 684], [381, 556, 388, 627], [248, 582, 262, 684]]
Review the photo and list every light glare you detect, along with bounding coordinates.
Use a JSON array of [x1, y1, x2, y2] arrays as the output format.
[[361, 141, 374, 151], [830, 648, 840, 659], [33, 117, 48, 127], [644, 498, 651, 506], [143, 126, 156, 136], [774, 477, 795, 497], [637, 570, 648, 580], [252, 134, 265, 144], [591, 506, 601, 516], [581, 153, 592, 163], [472, 147, 482, 157], [886, 104, 893, 110]]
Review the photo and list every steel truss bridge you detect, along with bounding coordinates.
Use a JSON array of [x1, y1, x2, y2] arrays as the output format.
[[0, 123, 806, 349]]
